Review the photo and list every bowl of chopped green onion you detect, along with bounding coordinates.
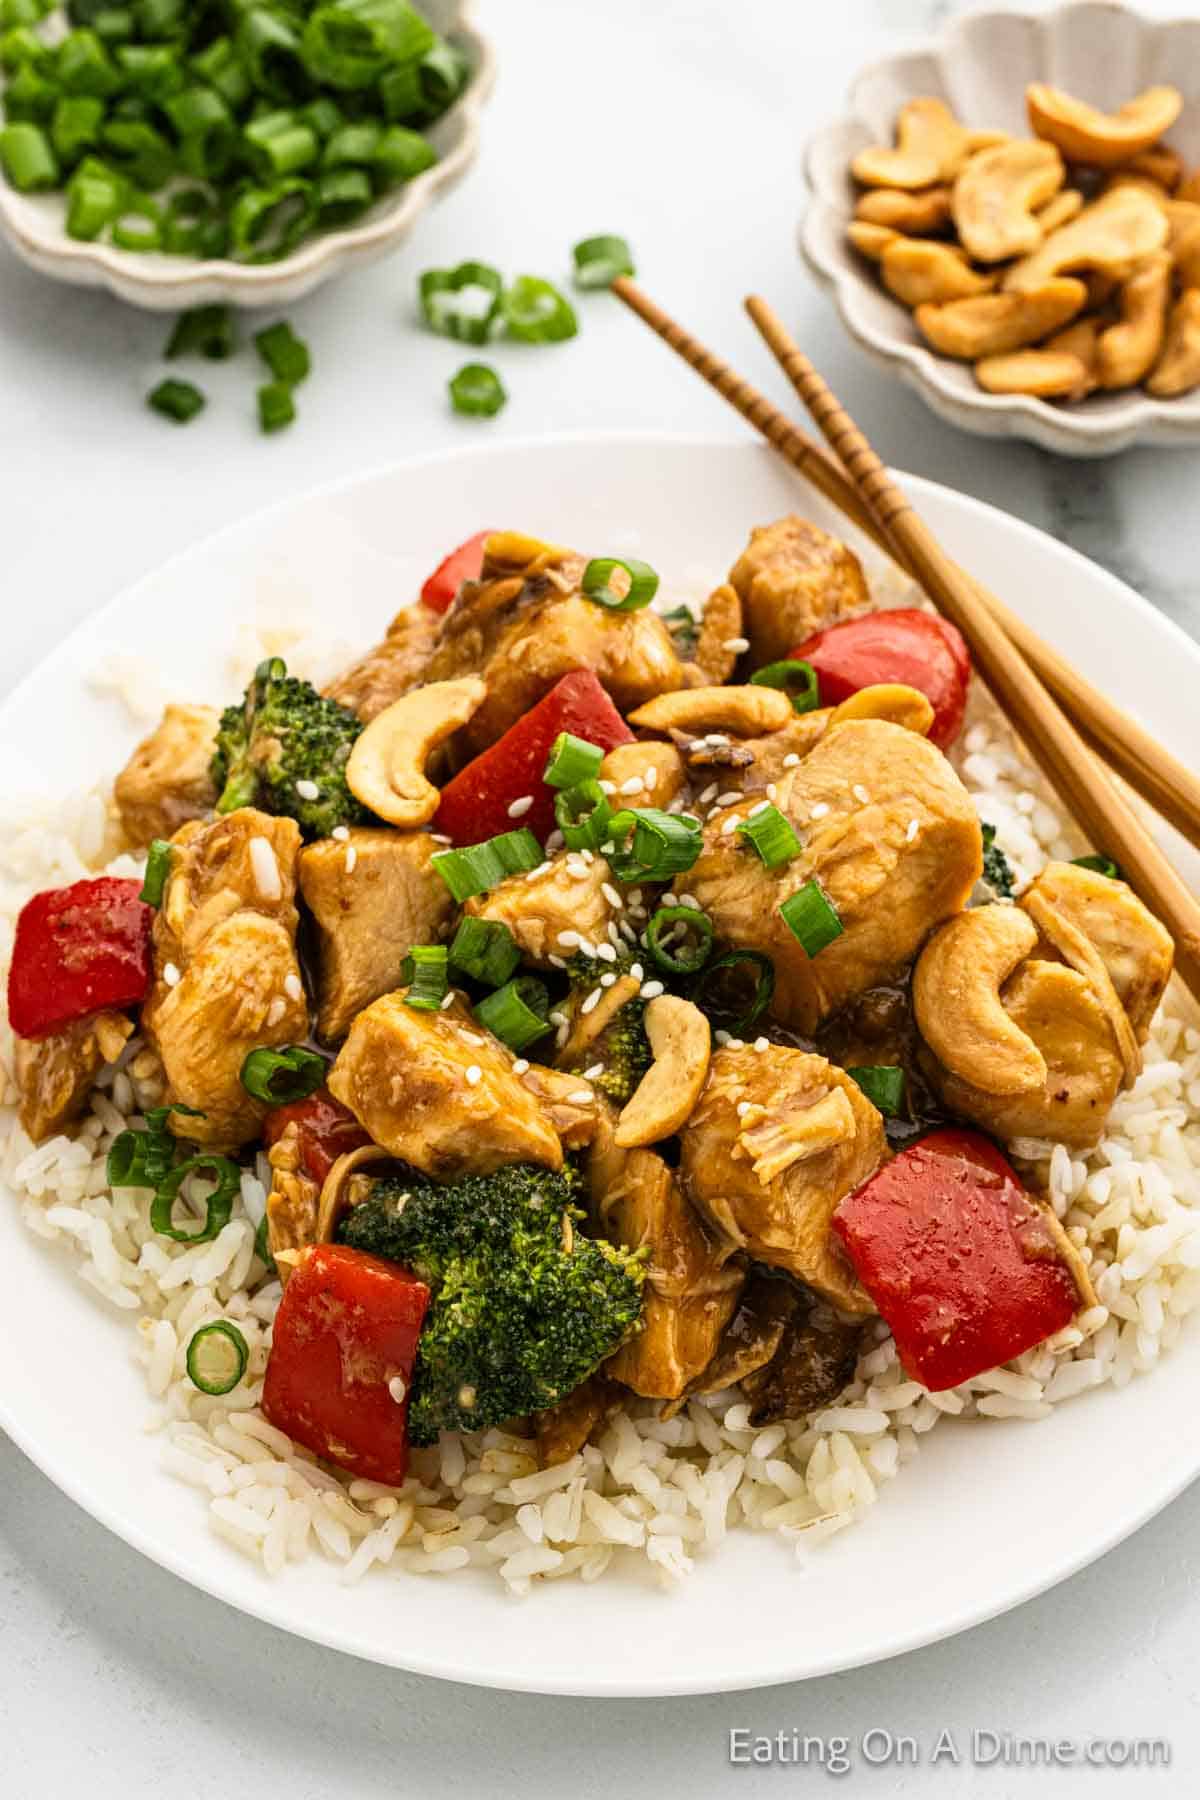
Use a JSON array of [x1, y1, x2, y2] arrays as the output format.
[[0, 0, 495, 309]]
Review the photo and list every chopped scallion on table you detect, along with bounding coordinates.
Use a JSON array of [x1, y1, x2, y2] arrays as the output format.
[[501, 273, 578, 343], [419, 260, 504, 344], [147, 376, 205, 423], [255, 319, 311, 385], [165, 304, 236, 361], [0, 119, 58, 190], [448, 360, 506, 417], [571, 232, 635, 289], [258, 380, 297, 434]]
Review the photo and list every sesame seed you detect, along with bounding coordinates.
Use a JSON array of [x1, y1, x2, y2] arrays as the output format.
[[266, 996, 286, 1027], [644, 766, 658, 790], [576, 937, 596, 958], [596, 943, 617, 963], [606, 921, 622, 947], [544, 831, 565, 854], [345, 846, 357, 873], [627, 889, 643, 908], [721, 815, 741, 835], [601, 881, 622, 908], [618, 921, 638, 944], [331, 825, 350, 841], [465, 1065, 482, 1086], [667, 798, 686, 814], [567, 1088, 593, 1104], [678, 894, 700, 911], [749, 799, 770, 816], [440, 991, 455, 1010], [715, 1029, 731, 1046], [388, 1375, 407, 1404], [754, 1036, 770, 1053], [722, 636, 750, 653], [431, 833, 453, 846], [525, 860, 552, 880], [597, 780, 617, 796], [581, 988, 603, 1015], [566, 862, 591, 880], [580, 847, 595, 863], [630, 963, 644, 981], [783, 753, 800, 769], [853, 783, 869, 805], [548, 953, 567, 970], [717, 790, 741, 806], [284, 973, 303, 1001], [459, 1030, 484, 1046], [906, 817, 920, 841], [698, 783, 718, 805], [512, 1058, 530, 1075], [583, 1062, 604, 1080], [295, 778, 320, 800], [811, 801, 831, 820], [707, 734, 730, 746], [736, 1100, 750, 1116], [727, 1037, 745, 1050], [163, 961, 181, 988], [548, 1011, 568, 1027], [507, 795, 534, 818], [557, 930, 580, 948], [458, 1384, 477, 1411], [640, 979, 665, 999], [248, 836, 282, 902], [766, 783, 777, 801], [619, 775, 645, 796], [600, 972, 617, 987]]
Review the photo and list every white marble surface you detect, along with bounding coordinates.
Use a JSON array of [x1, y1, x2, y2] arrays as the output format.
[[2, 0, 1199, 1791]]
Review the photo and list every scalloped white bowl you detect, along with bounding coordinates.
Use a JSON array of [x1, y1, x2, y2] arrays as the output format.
[[0, 0, 495, 311], [802, 1, 1200, 457]]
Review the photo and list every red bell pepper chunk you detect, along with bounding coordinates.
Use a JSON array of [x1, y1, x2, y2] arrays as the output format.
[[420, 529, 494, 614], [6, 876, 153, 1040], [262, 1087, 370, 1186], [832, 1128, 1082, 1391], [791, 608, 970, 751], [263, 1243, 430, 1488], [435, 668, 635, 846]]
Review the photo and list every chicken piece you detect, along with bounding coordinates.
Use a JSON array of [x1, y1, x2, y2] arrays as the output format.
[[597, 740, 687, 811], [1022, 861, 1173, 1041], [515, 1061, 603, 1150], [691, 583, 745, 684], [595, 1146, 743, 1400], [741, 1304, 864, 1426], [734, 709, 833, 790], [425, 533, 685, 753], [298, 828, 455, 1043], [144, 809, 307, 1149], [728, 517, 869, 667], [113, 703, 219, 847], [688, 1273, 799, 1395], [687, 719, 981, 1035], [13, 1010, 132, 1143], [680, 1046, 885, 1313], [465, 852, 619, 968], [535, 1374, 616, 1467], [327, 990, 562, 1178], [323, 603, 441, 722]]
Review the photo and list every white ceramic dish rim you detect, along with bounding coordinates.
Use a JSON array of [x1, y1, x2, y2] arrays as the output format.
[[2, 431, 1200, 1694], [799, 0, 1200, 456], [0, 0, 495, 309]]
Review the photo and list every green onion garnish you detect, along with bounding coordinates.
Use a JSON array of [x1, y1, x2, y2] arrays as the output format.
[[749, 659, 821, 714], [646, 905, 713, 975], [186, 1320, 249, 1396], [258, 381, 297, 434], [580, 556, 660, 613], [448, 361, 506, 418], [107, 1102, 201, 1191], [401, 942, 450, 1010], [449, 916, 520, 987], [147, 377, 205, 423], [254, 1211, 275, 1273], [419, 260, 503, 344], [0, 120, 59, 190], [229, 179, 318, 263], [255, 319, 311, 386], [606, 807, 702, 883], [736, 801, 801, 869], [571, 232, 635, 290], [166, 304, 236, 362], [554, 779, 612, 853], [1072, 853, 1121, 880], [544, 731, 604, 790], [780, 880, 844, 956], [151, 1152, 241, 1243], [139, 838, 172, 907], [240, 1044, 326, 1105], [689, 950, 774, 1033], [51, 94, 105, 164], [501, 274, 578, 343], [475, 975, 552, 1051], [431, 828, 543, 902], [660, 604, 699, 655], [846, 1065, 906, 1117]]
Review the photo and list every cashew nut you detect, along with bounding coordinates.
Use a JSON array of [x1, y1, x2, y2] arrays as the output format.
[[1101, 171, 1171, 211], [827, 682, 934, 735], [345, 675, 486, 827], [1004, 187, 1167, 293], [614, 997, 711, 1148], [847, 221, 901, 262], [480, 531, 570, 576], [1035, 188, 1084, 235], [1026, 82, 1182, 169], [1178, 167, 1200, 207], [1166, 200, 1200, 288], [953, 139, 1065, 263], [627, 684, 793, 736], [691, 581, 745, 683], [1147, 289, 1200, 395], [975, 349, 1090, 397], [881, 238, 996, 306], [1096, 250, 1172, 389], [1125, 145, 1184, 191], [855, 185, 952, 234], [915, 279, 1086, 359], [1043, 315, 1103, 397], [852, 98, 1004, 190], [913, 905, 1046, 1096], [317, 1144, 392, 1243]]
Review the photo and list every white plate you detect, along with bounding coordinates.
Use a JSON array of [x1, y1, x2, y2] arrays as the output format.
[[2, 435, 1199, 1696]]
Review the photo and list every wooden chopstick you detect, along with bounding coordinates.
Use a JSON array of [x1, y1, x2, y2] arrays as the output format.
[[610, 276, 1200, 854], [742, 293, 1200, 1003]]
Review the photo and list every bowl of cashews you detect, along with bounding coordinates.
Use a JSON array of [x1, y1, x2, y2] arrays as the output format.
[[801, 1, 1200, 456]]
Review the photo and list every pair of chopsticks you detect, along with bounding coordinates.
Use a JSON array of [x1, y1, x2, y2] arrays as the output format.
[[611, 277, 1200, 1004]]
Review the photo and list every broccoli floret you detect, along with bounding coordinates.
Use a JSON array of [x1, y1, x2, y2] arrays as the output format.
[[980, 822, 1016, 899], [210, 656, 368, 840], [339, 1162, 645, 1444], [562, 950, 652, 1105]]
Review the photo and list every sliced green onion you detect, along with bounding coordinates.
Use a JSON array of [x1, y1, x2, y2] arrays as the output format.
[[300, 95, 345, 140], [236, 7, 311, 105], [554, 779, 612, 853], [660, 603, 699, 655], [646, 905, 713, 975], [166, 86, 237, 179], [111, 193, 163, 250], [0, 25, 47, 71], [846, 1065, 906, 1117], [418, 260, 503, 345], [749, 659, 821, 715], [1072, 853, 1121, 880], [229, 178, 317, 263], [66, 167, 122, 238], [101, 118, 174, 187], [3, 62, 59, 125], [190, 36, 253, 112], [401, 942, 449, 1009], [321, 117, 381, 166], [106, 1103, 202, 1191], [414, 38, 467, 116], [186, 1320, 249, 1396], [689, 950, 775, 1033], [372, 122, 435, 186], [148, 378, 205, 423], [139, 838, 172, 906], [572, 232, 635, 290], [780, 879, 844, 956], [244, 108, 319, 179], [475, 975, 551, 1051], [254, 1211, 275, 1273], [580, 555, 659, 613], [606, 807, 702, 883], [163, 186, 228, 257], [240, 1045, 326, 1106], [0, 0, 50, 28], [449, 916, 520, 987], [116, 43, 183, 101], [544, 731, 604, 790], [258, 380, 296, 433], [0, 121, 58, 190], [255, 319, 311, 385], [50, 95, 106, 166], [502, 274, 578, 343], [92, 8, 134, 44], [301, 0, 435, 93], [448, 361, 506, 418], [316, 164, 372, 221], [57, 29, 122, 98], [151, 1152, 240, 1244], [431, 828, 543, 902], [132, 0, 184, 38], [736, 801, 801, 869], [166, 304, 235, 362]]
